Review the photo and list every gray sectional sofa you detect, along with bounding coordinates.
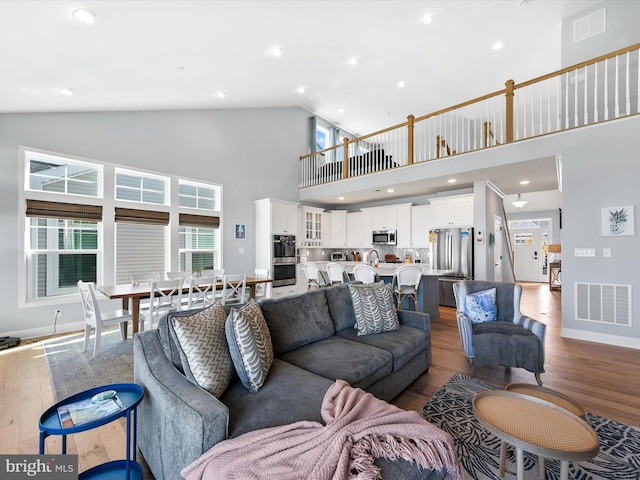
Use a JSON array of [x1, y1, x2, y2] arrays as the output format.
[[133, 283, 447, 480]]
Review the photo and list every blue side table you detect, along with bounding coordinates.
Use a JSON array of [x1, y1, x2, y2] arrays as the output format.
[[39, 383, 144, 480]]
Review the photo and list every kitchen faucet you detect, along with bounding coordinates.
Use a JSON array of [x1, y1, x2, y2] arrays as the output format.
[[369, 249, 379, 267]]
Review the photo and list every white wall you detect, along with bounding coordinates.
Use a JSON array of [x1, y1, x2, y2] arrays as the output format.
[[0, 107, 309, 338]]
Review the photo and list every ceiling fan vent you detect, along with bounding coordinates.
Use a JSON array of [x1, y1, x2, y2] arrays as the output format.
[[573, 8, 606, 44]]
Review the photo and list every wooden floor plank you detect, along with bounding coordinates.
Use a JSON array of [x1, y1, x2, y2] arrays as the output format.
[[2, 282, 639, 480]]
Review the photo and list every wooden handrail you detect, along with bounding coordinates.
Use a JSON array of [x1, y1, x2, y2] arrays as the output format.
[[342, 137, 349, 179], [407, 115, 414, 165], [514, 41, 640, 90], [300, 42, 640, 188], [414, 89, 506, 123]]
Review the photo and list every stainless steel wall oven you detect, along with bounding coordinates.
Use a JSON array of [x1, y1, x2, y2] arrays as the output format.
[[272, 235, 296, 287]]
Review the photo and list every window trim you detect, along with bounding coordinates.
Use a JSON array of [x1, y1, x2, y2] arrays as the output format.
[[19, 146, 224, 308]]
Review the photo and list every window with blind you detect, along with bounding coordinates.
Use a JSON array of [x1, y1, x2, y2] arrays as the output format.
[[22, 148, 222, 303], [115, 223, 167, 285], [25, 200, 101, 300], [179, 213, 220, 272]]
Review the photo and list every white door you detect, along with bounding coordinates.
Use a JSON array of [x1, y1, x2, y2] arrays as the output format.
[[494, 215, 503, 282], [511, 228, 541, 282]]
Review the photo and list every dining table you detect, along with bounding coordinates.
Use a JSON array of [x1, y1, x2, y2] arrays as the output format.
[[96, 276, 272, 335]]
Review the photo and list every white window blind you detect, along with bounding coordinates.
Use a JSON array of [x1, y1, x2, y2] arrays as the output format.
[[115, 223, 166, 285]]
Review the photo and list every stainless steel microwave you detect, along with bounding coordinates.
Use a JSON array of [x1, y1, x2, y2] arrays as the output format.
[[372, 230, 397, 245]]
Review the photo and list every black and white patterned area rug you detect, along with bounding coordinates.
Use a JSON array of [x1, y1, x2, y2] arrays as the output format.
[[43, 329, 134, 402], [422, 372, 640, 480]]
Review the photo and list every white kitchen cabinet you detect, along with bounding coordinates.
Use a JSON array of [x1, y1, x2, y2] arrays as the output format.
[[322, 212, 333, 248], [395, 204, 412, 247], [372, 206, 397, 231], [429, 195, 474, 227], [299, 206, 325, 247], [329, 210, 348, 248], [271, 285, 298, 299], [361, 209, 373, 248], [411, 205, 432, 247], [346, 212, 362, 248], [270, 200, 298, 235], [254, 198, 299, 277]]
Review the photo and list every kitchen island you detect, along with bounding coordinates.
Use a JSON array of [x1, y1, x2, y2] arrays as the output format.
[[306, 261, 448, 320]]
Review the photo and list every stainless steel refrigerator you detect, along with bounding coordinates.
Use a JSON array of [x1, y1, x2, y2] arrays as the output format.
[[431, 227, 474, 307]]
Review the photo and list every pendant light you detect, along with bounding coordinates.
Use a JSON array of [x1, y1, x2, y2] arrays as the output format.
[[512, 193, 528, 208]]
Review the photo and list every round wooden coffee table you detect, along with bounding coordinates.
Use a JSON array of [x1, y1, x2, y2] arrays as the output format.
[[504, 382, 588, 477], [473, 390, 599, 480]]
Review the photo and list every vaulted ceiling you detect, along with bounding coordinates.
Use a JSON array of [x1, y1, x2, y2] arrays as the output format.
[[1, 0, 602, 210]]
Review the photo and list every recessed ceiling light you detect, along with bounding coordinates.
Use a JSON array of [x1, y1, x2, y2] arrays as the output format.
[[397, 81, 405, 88], [58, 88, 74, 96], [520, 180, 530, 185], [387, 188, 394, 193], [73, 8, 97, 24], [295, 86, 305, 94], [492, 42, 503, 50], [270, 47, 283, 57], [216, 91, 226, 99], [448, 178, 457, 183], [338, 196, 345, 200], [347, 57, 358, 66], [422, 15, 433, 24], [338, 108, 344, 114]]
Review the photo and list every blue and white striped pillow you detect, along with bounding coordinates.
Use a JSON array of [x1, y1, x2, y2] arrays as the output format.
[[225, 300, 273, 393]]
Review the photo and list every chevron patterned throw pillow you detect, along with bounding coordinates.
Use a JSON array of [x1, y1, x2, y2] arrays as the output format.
[[348, 281, 399, 336], [170, 302, 235, 398], [226, 300, 274, 393]]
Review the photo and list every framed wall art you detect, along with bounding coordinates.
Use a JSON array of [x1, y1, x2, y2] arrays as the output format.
[[601, 205, 634, 236], [235, 223, 246, 239]]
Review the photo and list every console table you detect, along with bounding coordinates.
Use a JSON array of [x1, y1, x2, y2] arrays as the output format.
[[549, 261, 562, 291]]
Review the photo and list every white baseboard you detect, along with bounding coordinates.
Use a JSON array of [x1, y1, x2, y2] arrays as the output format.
[[562, 328, 640, 350], [6, 321, 86, 341]]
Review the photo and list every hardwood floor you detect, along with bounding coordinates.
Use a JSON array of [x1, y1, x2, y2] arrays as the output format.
[[1, 282, 638, 476], [393, 283, 640, 427]]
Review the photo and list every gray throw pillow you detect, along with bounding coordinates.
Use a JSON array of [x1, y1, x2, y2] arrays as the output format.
[[348, 281, 400, 336], [226, 300, 274, 393], [170, 302, 234, 398]]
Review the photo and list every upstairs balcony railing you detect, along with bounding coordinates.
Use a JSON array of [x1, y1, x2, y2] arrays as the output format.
[[300, 43, 640, 188]]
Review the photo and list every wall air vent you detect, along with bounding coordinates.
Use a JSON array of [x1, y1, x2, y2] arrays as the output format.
[[573, 8, 606, 43], [575, 282, 631, 326]]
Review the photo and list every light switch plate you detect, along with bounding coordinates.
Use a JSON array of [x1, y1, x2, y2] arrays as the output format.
[[574, 248, 595, 257], [603, 248, 611, 257]]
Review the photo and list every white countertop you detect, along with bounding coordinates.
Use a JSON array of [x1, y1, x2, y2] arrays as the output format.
[[298, 260, 450, 276]]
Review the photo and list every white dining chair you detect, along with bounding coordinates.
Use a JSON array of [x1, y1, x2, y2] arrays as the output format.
[[391, 265, 422, 311], [352, 264, 381, 284], [186, 275, 218, 309], [142, 278, 184, 330], [166, 271, 192, 281], [130, 271, 163, 285], [220, 273, 247, 306], [325, 262, 349, 285], [302, 263, 327, 290], [253, 268, 270, 299], [77, 281, 131, 358]]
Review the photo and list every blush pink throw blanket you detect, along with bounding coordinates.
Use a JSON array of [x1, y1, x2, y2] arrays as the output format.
[[181, 379, 461, 480]]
